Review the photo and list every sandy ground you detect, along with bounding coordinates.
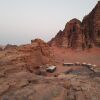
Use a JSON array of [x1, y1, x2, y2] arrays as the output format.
[[47, 47, 100, 76]]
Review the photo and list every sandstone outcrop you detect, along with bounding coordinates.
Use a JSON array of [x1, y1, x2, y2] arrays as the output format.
[[49, 19, 85, 49], [0, 1, 100, 100], [0, 39, 53, 75], [82, 1, 100, 47], [31, 39, 51, 57], [49, 1, 100, 49]]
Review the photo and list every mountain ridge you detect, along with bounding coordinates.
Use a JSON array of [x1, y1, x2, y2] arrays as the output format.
[[49, 1, 100, 49]]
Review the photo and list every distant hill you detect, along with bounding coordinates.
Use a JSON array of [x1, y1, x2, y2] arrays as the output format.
[[0, 44, 5, 49]]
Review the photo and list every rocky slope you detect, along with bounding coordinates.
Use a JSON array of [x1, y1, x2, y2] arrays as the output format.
[[0, 71, 100, 100], [49, 1, 100, 49], [82, 1, 100, 47], [0, 42, 100, 100], [0, 39, 53, 75], [0, 1, 100, 100]]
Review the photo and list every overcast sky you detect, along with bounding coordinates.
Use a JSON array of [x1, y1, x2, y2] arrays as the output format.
[[0, 0, 99, 45]]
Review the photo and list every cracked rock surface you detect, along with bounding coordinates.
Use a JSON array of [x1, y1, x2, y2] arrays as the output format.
[[0, 71, 100, 100]]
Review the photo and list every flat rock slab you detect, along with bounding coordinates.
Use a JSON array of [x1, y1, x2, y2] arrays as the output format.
[[0, 71, 100, 100]]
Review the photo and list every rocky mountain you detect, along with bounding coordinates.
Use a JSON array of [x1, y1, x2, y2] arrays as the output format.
[[82, 1, 100, 47], [49, 19, 84, 49], [49, 1, 100, 49], [0, 1, 100, 100]]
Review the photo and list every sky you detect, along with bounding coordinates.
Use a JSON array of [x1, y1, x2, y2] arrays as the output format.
[[0, 0, 99, 45]]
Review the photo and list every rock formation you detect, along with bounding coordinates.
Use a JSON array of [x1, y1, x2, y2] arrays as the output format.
[[1, 39, 53, 74], [82, 1, 100, 47], [49, 19, 85, 49], [0, 1, 100, 100], [49, 1, 100, 49], [4, 44, 18, 50], [31, 39, 51, 57]]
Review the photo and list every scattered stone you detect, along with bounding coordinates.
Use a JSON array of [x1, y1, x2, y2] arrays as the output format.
[[46, 66, 56, 73]]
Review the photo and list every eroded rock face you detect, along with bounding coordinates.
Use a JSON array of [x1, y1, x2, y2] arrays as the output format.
[[0, 39, 53, 75], [64, 19, 84, 49], [49, 30, 64, 47], [49, 19, 85, 49], [31, 39, 51, 57], [82, 1, 100, 47], [49, 2, 100, 49]]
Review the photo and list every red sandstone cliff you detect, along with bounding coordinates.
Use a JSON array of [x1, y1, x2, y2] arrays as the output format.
[[49, 19, 85, 49], [49, 1, 100, 49], [82, 1, 100, 47]]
